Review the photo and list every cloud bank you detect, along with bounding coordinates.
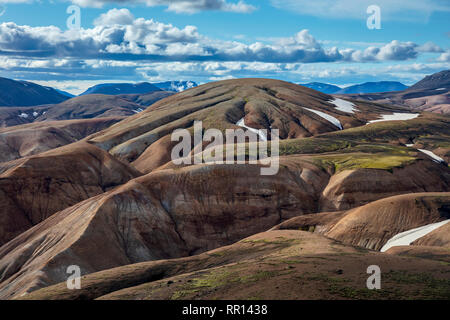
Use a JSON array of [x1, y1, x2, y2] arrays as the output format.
[[0, 8, 441, 64]]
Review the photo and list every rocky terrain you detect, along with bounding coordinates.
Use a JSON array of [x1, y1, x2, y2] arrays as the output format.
[[0, 77, 449, 300], [339, 70, 450, 114]]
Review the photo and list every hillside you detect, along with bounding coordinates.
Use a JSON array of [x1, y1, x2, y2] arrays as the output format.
[[0, 77, 69, 107], [408, 70, 450, 91], [339, 70, 450, 114], [0, 78, 448, 300]]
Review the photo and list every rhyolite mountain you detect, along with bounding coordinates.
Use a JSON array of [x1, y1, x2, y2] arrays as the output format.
[[301, 81, 408, 94], [339, 70, 450, 114], [80, 81, 197, 96], [301, 82, 342, 94], [0, 92, 174, 127], [0, 77, 70, 107], [152, 81, 197, 92], [80, 82, 162, 96], [337, 81, 408, 94], [0, 78, 449, 300], [408, 70, 450, 91]]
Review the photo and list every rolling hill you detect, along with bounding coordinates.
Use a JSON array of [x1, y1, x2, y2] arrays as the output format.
[[0, 78, 448, 300]]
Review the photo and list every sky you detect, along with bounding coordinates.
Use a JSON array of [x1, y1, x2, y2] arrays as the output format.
[[0, 0, 449, 94]]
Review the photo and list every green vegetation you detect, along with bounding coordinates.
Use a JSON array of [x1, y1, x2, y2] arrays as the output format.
[[386, 271, 450, 299], [310, 152, 417, 173]]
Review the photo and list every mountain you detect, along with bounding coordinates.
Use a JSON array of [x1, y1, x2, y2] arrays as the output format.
[[338, 70, 450, 114], [0, 91, 174, 127], [87, 78, 411, 167], [337, 81, 408, 94], [408, 70, 450, 91], [35, 94, 146, 121], [152, 81, 197, 92], [80, 82, 162, 96], [118, 91, 174, 106], [20, 194, 450, 300], [55, 89, 75, 98], [301, 82, 341, 94], [0, 77, 70, 107], [0, 117, 124, 162], [0, 78, 449, 300], [79, 81, 198, 96]]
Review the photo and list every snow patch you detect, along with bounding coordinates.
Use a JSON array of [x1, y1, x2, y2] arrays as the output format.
[[303, 107, 342, 130], [32, 112, 38, 117], [368, 113, 419, 124], [328, 98, 359, 114], [380, 220, 450, 252], [236, 118, 267, 141], [418, 149, 445, 163], [18, 112, 28, 118]]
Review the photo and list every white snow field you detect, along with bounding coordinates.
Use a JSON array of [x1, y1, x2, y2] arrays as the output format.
[[404, 144, 445, 163], [380, 220, 450, 252], [236, 118, 268, 141], [418, 149, 445, 163], [303, 107, 343, 130], [368, 113, 419, 124], [328, 98, 359, 114]]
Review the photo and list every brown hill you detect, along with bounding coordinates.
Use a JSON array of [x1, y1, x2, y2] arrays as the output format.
[[0, 117, 123, 162], [0, 152, 448, 298], [338, 71, 450, 114], [274, 193, 450, 251], [0, 78, 448, 300], [0, 142, 141, 246], [87, 78, 410, 164], [20, 229, 450, 300], [35, 95, 145, 121]]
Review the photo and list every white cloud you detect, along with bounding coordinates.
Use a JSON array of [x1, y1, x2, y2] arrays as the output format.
[[71, 0, 256, 13], [437, 50, 450, 62], [93, 8, 135, 26], [417, 41, 444, 53], [0, 14, 436, 65]]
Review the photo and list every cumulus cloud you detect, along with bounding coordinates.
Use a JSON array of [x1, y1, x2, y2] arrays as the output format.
[[71, 0, 256, 13], [0, 13, 434, 65], [437, 51, 450, 62], [417, 41, 444, 53], [93, 8, 135, 26]]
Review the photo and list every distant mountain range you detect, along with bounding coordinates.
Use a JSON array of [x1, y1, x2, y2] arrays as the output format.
[[80, 82, 162, 96], [0, 77, 70, 106], [80, 81, 198, 96], [301, 82, 342, 94], [302, 81, 408, 94], [339, 70, 450, 114], [408, 70, 450, 91]]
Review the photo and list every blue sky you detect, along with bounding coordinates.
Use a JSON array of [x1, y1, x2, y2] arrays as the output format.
[[0, 0, 449, 94]]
